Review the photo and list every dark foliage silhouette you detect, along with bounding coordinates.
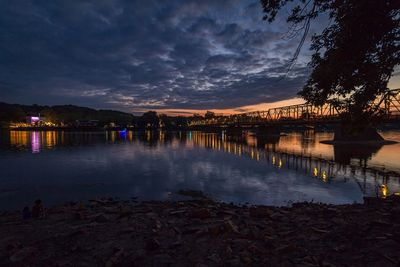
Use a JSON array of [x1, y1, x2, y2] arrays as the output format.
[[261, 0, 400, 135]]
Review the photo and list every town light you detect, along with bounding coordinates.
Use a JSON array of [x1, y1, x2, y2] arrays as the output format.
[[31, 116, 40, 122]]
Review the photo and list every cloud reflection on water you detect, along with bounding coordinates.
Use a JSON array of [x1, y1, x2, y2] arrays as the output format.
[[0, 130, 399, 209]]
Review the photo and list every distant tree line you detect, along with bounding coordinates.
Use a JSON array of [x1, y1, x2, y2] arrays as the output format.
[[0, 102, 211, 129]]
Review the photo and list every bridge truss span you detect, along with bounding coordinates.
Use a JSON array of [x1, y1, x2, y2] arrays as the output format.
[[190, 88, 400, 127], [383, 88, 400, 119]]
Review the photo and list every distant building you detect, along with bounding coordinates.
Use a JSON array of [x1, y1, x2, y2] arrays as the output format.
[[75, 120, 99, 127], [26, 115, 47, 126]]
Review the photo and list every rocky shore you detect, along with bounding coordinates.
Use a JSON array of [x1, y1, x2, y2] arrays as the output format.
[[0, 194, 399, 267]]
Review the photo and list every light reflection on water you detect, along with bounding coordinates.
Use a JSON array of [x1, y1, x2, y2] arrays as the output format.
[[0, 129, 399, 209], [31, 132, 40, 153]]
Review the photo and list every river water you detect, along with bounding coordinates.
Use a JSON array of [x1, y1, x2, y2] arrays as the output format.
[[0, 129, 399, 210]]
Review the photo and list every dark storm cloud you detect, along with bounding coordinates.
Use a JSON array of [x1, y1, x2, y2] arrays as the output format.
[[0, 0, 317, 111]]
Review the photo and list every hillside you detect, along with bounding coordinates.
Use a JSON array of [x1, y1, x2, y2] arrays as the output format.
[[0, 102, 135, 126]]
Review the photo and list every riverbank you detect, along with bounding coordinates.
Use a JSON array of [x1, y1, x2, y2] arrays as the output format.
[[1, 194, 399, 266], [0, 126, 189, 131], [2, 126, 129, 131]]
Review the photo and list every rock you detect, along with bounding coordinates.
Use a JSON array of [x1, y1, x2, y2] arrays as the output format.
[[169, 209, 188, 215], [145, 212, 158, 217], [71, 245, 83, 252], [190, 208, 211, 219], [172, 226, 181, 234], [249, 207, 270, 218], [241, 256, 252, 265], [225, 245, 233, 254], [275, 244, 298, 254], [9, 247, 36, 263], [248, 244, 264, 254], [153, 253, 173, 264], [132, 249, 146, 260], [176, 190, 209, 199], [208, 224, 222, 236], [224, 220, 239, 233], [89, 199, 108, 206], [155, 219, 162, 229], [311, 227, 330, 234], [119, 227, 135, 234], [118, 210, 133, 219], [377, 239, 400, 248], [218, 209, 237, 216], [171, 240, 183, 247], [145, 238, 160, 251], [6, 242, 20, 252], [94, 214, 110, 223], [369, 220, 392, 228], [207, 253, 221, 263], [183, 225, 206, 235], [390, 208, 400, 221], [232, 238, 250, 247], [74, 212, 85, 220], [226, 258, 242, 266], [69, 229, 87, 237]]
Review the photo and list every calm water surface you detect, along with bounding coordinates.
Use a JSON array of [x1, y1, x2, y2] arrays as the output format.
[[0, 129, 399, 210]]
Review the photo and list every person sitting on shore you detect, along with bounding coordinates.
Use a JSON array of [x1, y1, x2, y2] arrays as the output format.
[[22, 206, 31, 220], [32, 199, 45, 219]]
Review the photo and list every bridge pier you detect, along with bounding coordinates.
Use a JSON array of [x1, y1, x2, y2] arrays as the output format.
[[225, 126, 244, 136], [333, 126, 384, 142], [332, 143, 384, 166], [254, 125, 281, 137], [255, 134, 281, 148], [250, 125, 282, 148]]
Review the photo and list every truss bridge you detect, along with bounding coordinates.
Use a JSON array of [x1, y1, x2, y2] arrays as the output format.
[[190, 88, 400, 127]]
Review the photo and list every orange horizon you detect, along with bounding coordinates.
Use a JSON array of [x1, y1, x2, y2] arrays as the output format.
[[130, 97, 305, 116], [128, 78, 400, 116], [133, 79, 400, 117]]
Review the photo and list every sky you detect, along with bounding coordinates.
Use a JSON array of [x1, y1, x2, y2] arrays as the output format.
[[0, 0, 399, 115]]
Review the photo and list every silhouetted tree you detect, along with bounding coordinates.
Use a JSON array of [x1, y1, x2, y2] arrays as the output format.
[[191, 113, 204, 121], [174, 116, 189, 127], [0, 105, 25, 122], [205, 111, 216, 119], [261, 0, 400, 136], [139, 111, 159, 128], [41, 108, 58, 123], [159, 114, 172, 128]]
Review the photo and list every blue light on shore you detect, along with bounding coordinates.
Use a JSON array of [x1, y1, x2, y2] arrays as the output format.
[[119, 129, 127, 139]]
